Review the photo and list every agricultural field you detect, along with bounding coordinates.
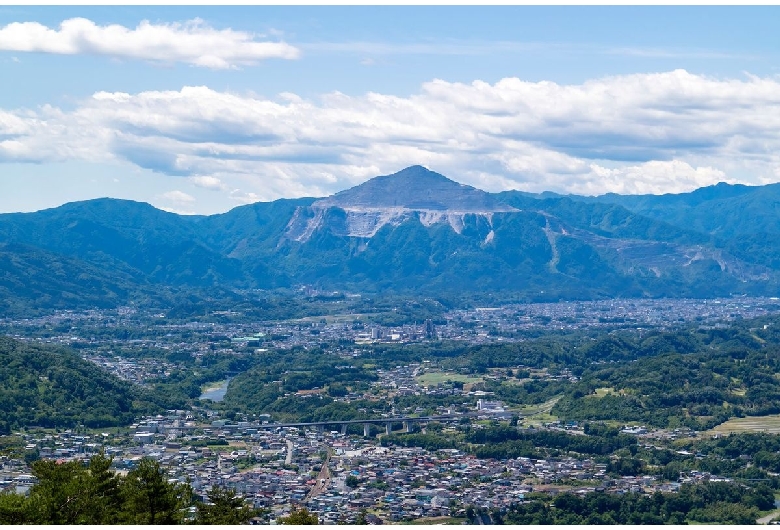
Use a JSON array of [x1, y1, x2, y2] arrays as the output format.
[[708, 414, 780, 435], [416, 371, 483, 386]]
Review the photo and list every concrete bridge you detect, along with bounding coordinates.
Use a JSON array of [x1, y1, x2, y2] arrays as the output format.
[[224, 415, 466, 436]]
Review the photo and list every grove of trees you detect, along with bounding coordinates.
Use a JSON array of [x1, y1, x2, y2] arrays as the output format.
[[0, 453, 259, 525]]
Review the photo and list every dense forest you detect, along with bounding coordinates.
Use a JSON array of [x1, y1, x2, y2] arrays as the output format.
[[499, 482, 774, 525], [552, 321, 780, 429], [0, 337, 143, 433]]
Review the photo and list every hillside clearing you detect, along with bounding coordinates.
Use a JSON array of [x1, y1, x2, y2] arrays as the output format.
[[708, 414, 780, 435]]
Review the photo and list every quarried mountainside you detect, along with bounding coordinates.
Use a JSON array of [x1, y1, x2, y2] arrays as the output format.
[[1, 165, 779, 312], [285, 166, 516, 240]]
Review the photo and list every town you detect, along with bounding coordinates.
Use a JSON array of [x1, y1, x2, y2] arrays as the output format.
[[3, 294, 780, 524], [2, 405, 719, 525], [2, 295, 779, 391]]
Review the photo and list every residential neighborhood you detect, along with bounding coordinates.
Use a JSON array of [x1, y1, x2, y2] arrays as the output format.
[[2, 407, 723, 525]]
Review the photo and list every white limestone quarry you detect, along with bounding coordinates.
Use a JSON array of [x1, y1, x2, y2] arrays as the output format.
[[282, 166, 516, 242], [284, 206, 327, 243], [283, 206, 501, 242], [416, 210, 480, 234], [344, 207, 410, 238]]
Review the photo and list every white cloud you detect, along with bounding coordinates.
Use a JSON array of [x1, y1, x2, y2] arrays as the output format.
[[0, 110, 32, 135], [0, 17, 299, 69], [229, 189, 261, 205], [159, 190, 195, 204], [157, 205, 198, 215], [3, 70, 780, 205], [580, 161, 730, 196], [190, 175, 225, 190]]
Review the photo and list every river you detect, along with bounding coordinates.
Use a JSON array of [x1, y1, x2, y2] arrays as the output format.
[[199, 378, 231, 402]]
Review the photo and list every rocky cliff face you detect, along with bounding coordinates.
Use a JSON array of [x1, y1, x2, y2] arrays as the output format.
[[284, 166, 516, 241]]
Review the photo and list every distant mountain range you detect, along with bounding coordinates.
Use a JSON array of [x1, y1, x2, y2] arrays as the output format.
[[2, 165, 779, 313]]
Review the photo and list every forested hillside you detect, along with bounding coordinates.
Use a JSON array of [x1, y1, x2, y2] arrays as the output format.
[[0, 337, 150, 433], [551, 323, 780, 429]]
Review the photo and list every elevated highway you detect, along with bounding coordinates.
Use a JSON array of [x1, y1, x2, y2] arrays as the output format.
[[220, 414, 468, 436]]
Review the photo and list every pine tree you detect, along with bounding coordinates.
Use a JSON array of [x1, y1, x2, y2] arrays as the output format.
[[121, 458, 192, 524], [278, 506, 319, 524], [86, 452, 124, 524], [194, 485, 261, 524], [0, 491, 32, 524], [28, 459, 93, 524]]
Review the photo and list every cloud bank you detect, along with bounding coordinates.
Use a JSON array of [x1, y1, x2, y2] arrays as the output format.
[[2, 69, 780, 204], [0, 18, 299, 68]]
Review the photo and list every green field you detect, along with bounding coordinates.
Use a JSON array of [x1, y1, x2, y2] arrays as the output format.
[[708, 414, 780, 435], [416, 372, 483, 386], [513, 396, 562, 425]]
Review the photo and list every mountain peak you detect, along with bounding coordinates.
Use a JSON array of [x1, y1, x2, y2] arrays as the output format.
[[314, 166, 514, 212]]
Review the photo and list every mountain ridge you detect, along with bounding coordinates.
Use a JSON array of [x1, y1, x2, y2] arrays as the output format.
[[315, 165, 516, 212], [2, 166, 780, 312], [292, 166, 517, 239]]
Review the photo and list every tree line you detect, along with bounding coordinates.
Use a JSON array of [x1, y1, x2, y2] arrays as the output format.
[[0, 453, 259, 525], [501, 481, 774, 525]]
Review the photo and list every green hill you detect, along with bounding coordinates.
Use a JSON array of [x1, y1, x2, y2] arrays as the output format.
[[0, 336, 143, 433]]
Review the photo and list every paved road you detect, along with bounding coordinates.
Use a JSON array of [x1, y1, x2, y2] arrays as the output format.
[[285, 439, 294, 465]]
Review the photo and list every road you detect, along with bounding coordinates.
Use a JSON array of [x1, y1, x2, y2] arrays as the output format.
[[757, 509, 780, 525], [285, 439, 294, 465]]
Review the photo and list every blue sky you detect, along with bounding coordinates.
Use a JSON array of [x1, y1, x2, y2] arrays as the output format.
[[1, 6, 780, 214]]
